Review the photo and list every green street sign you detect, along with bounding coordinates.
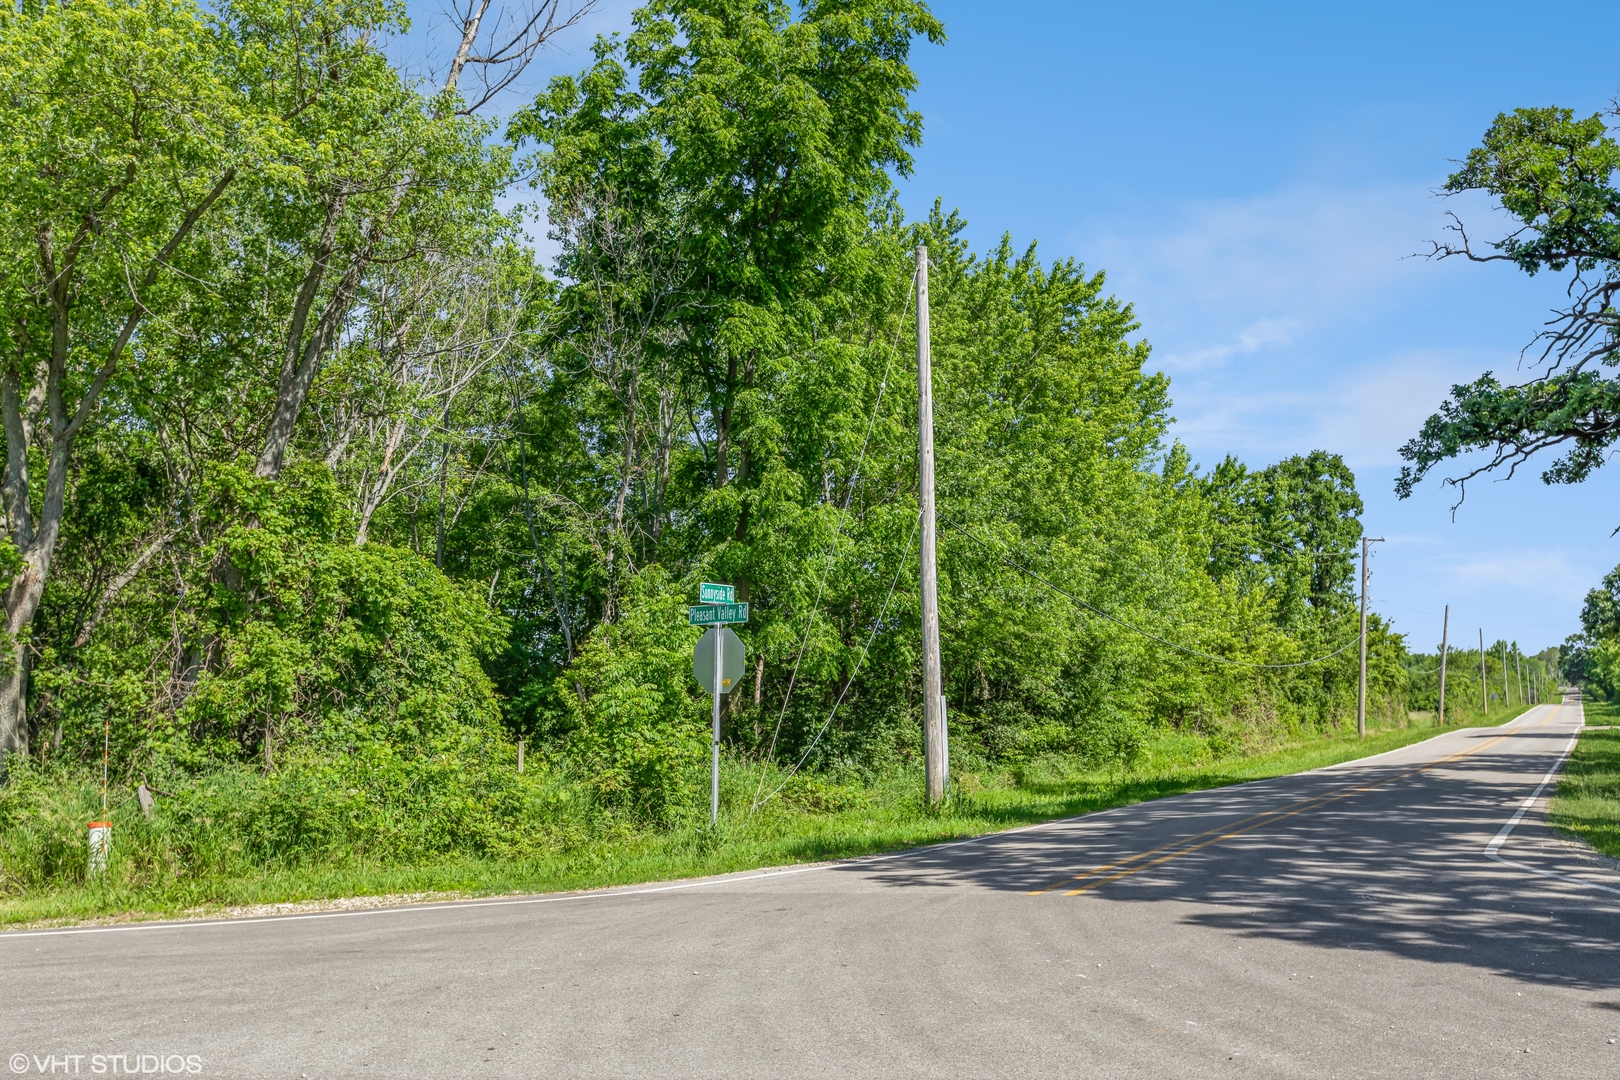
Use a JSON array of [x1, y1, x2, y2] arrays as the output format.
[[699, 582, 735, 604], [689, 602, 748, 626]]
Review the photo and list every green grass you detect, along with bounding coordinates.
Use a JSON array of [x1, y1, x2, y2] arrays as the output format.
[[1549, 699, 1620, 859], [0, 706, 1535, 929]]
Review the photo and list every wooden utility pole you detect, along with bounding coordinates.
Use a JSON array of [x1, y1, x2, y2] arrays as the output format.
[[1438, 604, 1449, 725], [1357, 536, 1384, 739], [1515, 649, 1523, 706], [1499, 641, 1510, 707], [916, 246, 947, 804], [1479, 628, 1488, 719]]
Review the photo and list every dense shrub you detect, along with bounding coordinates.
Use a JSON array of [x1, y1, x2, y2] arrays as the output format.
[[558, 567, 707, 823]]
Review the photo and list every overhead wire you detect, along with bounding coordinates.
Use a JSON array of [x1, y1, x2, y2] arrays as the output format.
[[747, 274, 917, 816], [748, 511, 920, 816]]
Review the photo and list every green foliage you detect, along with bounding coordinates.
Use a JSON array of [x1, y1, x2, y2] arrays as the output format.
[[1398, 106, 1620, 503], [0, 0, 1442, 908], [1563, 564, 1620, 701], [1547, 717, 1620, 859], [178, 462, 509, 766], [1447, 107, 1620, 276], [559, 567, 705, 822]]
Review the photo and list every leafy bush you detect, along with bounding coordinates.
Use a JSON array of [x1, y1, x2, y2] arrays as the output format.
[[559, 567, 706, 822]]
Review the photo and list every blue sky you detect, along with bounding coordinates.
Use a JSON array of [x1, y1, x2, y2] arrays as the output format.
[[409, 0, 1620, 654], [886, 0, 1620, 656]]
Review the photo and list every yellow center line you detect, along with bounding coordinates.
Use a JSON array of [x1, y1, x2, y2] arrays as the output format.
[[1031, 705, 1561, 897]]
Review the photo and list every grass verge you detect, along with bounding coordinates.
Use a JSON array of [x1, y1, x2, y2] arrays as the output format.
[[1548, 699, 1620, 859], [1, 706, 1536, 929]]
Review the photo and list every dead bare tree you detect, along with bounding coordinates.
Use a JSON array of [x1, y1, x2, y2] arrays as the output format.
[[548, 183, 691, 619], [441, 0, 598, 115], [313, 250, 540, 546]]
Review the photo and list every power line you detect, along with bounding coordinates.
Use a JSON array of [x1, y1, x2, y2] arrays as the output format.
[[1206, 533, 1353, 566], [944, 518, 1363, 670], [750, 275, 917, 812], [749, 511, 920, 816]]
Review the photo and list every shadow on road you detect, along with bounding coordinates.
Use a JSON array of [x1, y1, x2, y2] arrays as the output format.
[[834, 741, 1620, 994]]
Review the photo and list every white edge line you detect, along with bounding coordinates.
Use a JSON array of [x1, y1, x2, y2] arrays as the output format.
[[1481, 710, 1620, 897], [0, 809, 1126, 942], [2, 705, 1570, 941], [1315, 704, 1551, 772], [1484, 852, 1620, 897]]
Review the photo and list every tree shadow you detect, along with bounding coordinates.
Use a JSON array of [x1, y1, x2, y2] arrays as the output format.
[[833, 739, 1620, 993]]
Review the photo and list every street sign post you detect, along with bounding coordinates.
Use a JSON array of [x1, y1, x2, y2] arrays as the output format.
[[689, 602, 748, 626], [699, 582, 735, 604], [690, 596, 748, 824]]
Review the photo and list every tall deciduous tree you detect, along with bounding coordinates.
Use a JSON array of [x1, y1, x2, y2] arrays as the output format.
[[510, 0, 945, 615], [0, 0, 281, 757], [1398, 107, 1620, 507]]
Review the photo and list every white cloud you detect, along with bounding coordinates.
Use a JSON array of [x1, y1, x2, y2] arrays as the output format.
[[1074, 182, 1549, 471], [1160, 317, 1303, 372], [1086, 184, 1483, 346], [1447, 550, 1592, 601], [1166, 346, 1505, 469]]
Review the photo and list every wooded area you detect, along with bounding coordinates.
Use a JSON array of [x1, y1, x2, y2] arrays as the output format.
[[0, 0, 1489, 888]]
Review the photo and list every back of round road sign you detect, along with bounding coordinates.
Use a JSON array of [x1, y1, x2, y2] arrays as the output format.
[[693, 627, 745, 695]]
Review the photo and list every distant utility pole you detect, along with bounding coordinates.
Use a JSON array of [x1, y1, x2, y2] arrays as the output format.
[[1357, 536, 1384, 739], [916, 245, 947, 804], [1515, 649, 1524, 707], [1479, 629, 1488, 719], [1438, 604, 1449, 725], [1499, 641, 1511, 707]]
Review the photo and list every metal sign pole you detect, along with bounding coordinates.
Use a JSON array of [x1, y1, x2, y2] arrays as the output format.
[[712, 625, 723, 825], [691, 587, 747, 826]]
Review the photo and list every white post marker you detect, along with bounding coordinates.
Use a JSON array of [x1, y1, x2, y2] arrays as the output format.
[[87, 821, 111, 877], [91, 716, 111, 876]]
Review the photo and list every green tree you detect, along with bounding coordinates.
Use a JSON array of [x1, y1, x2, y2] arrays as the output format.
[[0, 0, 288, 758], [1397, 107, 1620, 506]]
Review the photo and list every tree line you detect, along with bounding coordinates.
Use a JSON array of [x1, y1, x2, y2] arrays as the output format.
[[0, 0, 1424, 860]]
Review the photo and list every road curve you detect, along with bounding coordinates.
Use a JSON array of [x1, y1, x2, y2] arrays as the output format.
[[3, 695, 1618, 1078]]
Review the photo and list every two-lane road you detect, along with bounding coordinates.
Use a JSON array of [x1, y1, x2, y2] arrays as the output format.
[[4, 696, 1618, 1078]]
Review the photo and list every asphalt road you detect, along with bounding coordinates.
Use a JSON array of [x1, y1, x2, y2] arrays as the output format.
[[4, 696, 1619, 1079]]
